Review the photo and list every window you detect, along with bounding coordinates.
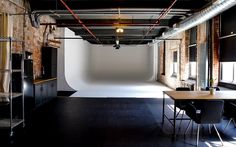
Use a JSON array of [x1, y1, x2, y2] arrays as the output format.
[[189, 27, 197, 79], [172, 51, 177, 76], [219, 6, 236, 86], [220, 62, 236, 83], [189, 46, 197, 79], [189, 62, 197, 78]]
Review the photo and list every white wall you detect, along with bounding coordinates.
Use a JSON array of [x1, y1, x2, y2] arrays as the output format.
[[58, 28, 74, 91], [64, 28, 91, 90], [148, 43, 158, 81], [58, 28, 90, 91], [89, 44, 154, 81], [58, 28, 158, 91]]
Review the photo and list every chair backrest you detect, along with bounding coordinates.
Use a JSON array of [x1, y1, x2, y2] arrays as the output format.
[[205, 87, 220, 91], [176, 87, 191, 91], [224, 101, 236, 117], [197, 100, 224, 124], [175, 87, 191, 108]]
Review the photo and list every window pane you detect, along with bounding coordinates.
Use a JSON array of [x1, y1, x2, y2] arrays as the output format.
[[173, 51, 177, 62], [173, 62, 177, 74], [190, 62, 196, 78], [221, 62, 233, 82], [190, 27, 197, 44], [189, 46, 197, 62]]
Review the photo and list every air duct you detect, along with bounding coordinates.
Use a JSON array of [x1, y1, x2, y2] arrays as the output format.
[[155, 0, 236, 42]]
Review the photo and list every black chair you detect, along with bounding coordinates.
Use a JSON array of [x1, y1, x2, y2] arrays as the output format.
[[175, 87, 191, 129], [184, 100, 224, 147], [175, 87, 191, 112], [223, 101, 236, 132]]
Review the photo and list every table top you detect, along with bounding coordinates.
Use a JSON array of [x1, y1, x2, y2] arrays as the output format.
[[163, 91, 236, 100], [33, 77, 57, 84]]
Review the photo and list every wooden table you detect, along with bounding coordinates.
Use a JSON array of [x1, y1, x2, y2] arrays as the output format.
[[162, 91, 236, 138]]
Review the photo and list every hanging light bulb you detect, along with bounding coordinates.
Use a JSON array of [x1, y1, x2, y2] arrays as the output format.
[[113, 38, 120, 49], [116, 27, 124, 33]]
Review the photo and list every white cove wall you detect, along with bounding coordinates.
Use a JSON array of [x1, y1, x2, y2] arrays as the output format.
[[59, 28, 160, 97], [64, 28, 90, 90], [89, 44, 155, 82]]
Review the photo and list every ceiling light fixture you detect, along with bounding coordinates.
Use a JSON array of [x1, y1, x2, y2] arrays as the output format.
[[115, 8, 124, 34], [116, 28, 124, 33], [113, 38, 120, 49]]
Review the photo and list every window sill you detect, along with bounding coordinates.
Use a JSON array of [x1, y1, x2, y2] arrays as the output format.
[[171, 74, 177, 78], [188, 77, 196, 81], [180, 79, 195, 91], [218, 82, 236, 90], [185, 79, 196, 84]]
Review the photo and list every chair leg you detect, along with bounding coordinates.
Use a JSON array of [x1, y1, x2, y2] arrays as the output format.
[[196, 124, 200, 147], [189, 120, 195, 135], [184, 120, 192, 138], [232, 119, 236, 127], [178, 110, 185, 130], [213, 124, 224, 146], [223, 118, 233, 132], [208, 124, 211, 134], [176, 109, 181, 118]]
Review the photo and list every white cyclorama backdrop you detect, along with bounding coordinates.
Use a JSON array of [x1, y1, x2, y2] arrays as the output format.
[[89, 44, 155, 81], [59, 28, 159, 96]]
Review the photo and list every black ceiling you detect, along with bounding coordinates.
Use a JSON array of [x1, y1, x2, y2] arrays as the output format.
[[28, 0, 211, 44]]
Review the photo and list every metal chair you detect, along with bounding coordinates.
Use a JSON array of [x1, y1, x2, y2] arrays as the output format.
[[204, 87, 221, 134], [175, 87, 191, 129], [184, 100, 224, 147], [223, 101, 236, 132]]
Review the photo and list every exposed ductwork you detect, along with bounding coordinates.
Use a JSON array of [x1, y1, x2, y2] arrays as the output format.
[[155, 0, 236, 42], [140, 0, 177, 44], [27, 0, 214, 44]]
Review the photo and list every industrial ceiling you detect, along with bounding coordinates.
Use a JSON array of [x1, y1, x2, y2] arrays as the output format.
[[28, 0, 211, 45]]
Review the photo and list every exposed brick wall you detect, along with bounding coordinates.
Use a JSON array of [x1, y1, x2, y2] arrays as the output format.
[[179, 30, 190, 82], [158, 32, 187, 89], [157, 19, 222, 90], [24, 15, 63, 78], [0, 0, 24, 51], [158, 41, 165, 82], [212, 16, 220, 85], [0, 0, 63, 78], [157, 21, 213, 90]]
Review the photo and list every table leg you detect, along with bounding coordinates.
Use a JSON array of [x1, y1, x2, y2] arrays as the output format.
[[162, 92, 165, 125], [173, 100, 176, 139]]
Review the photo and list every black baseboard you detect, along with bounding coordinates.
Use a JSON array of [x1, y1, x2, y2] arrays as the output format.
[[57, 91, 76, 97]]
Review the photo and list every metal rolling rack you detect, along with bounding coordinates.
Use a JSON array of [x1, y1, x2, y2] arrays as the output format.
[[0, 37, 24, 136]]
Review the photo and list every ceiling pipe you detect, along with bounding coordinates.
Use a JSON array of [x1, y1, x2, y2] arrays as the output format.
[[40, 22, 170, 27], [143, 0, 177, 37], [155, 0, 236, 43], [59, 0, 101, 43], [31, 8, 191, 13], [54, 37, 83, 39]]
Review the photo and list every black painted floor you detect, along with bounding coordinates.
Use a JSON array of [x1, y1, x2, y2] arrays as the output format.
[[1, 97, 236, 147]]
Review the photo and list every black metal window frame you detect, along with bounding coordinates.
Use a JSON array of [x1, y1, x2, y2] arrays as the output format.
[[161, 41, 166, 75], [219, 5, 236, 89], [172, 51, 177, 77], [188, 27, 197, 80]]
